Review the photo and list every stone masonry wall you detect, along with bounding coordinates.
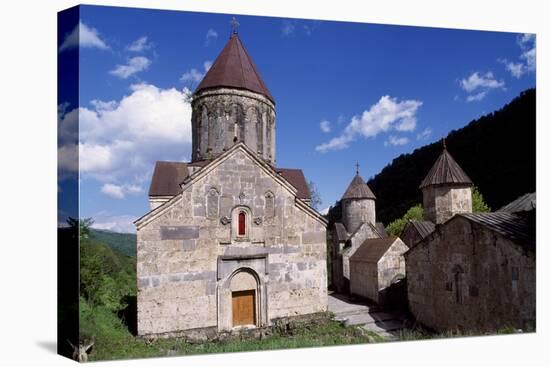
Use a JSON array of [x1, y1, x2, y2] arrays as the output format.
[[406, 216, 535, 332], [342, 199, 376, 234], [423, 185, 472, 224], [191, 88, 276, 165], [350, 261, 378, 302], [136, 148, 327, 336], [377, 239, 408, 292]]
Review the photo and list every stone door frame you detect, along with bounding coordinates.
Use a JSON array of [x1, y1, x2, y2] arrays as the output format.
[[216, 254, 269, 331]]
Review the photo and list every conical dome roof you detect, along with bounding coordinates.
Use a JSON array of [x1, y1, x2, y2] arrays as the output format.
[[341, 174, 376, 200], [419, 147, 473, 189], [194, 33, 274, 103]]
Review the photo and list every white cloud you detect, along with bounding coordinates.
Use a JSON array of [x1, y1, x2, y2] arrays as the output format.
[[504, 61, 526, 78], [459, 71, 505, 102], [59, 21, 109, 52], [205, 29, 218, 46], [180, 60, 212, 84], [319, 206, 330, 215], [466, 91, 488, 102], [127, 36, 152, 52], [58, 83, 193, 190], [320, 120, 331, 133], [281, 20, 296, 37], [101, 183, 143, 199], [500, 33, 536, 78], [101, 183, 125, 199], [315, 95, 422, 152], [91, 213, 137, 233], [384, 135, 409, 147], [109, 56, 151, 79], [417, 127, 432, 140], [460, 72, 504, 93]]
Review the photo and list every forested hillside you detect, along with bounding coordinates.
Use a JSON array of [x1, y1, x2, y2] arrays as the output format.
[[89, 229, 137, 257], [368, 88, 536, 225]]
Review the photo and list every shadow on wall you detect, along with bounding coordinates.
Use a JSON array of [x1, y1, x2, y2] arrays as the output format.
[[118, 295, 137, 336], [379, 278, 408, 311]]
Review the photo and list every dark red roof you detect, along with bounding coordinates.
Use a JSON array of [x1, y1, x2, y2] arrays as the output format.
[[276, 168, 311, 200], [149, 161, 311, 200], [148, 161, 189, 196], [194, 34, 274, 103], [419, 148, 473, 189], [341, 174, 376, 200]]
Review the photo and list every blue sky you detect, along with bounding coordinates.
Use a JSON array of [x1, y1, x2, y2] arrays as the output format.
[[57, 5, 535, 232]]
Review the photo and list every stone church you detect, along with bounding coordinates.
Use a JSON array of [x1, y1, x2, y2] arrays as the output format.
[[329, 171, 395, 295], [405, 144, 536, 332], [134, 31, 328, 337]]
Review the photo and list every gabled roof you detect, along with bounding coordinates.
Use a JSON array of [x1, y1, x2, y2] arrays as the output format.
[[341, 174, 376, 200], [276, 168, 311, 200], [408, 220, 436, 239], [148, 162, 311, 200], [334, 223, 349, 242], [497, 192, 536, 213], [136, 142, 326, 229], [419, 148, 472, 189], [148, 161, 189, 196], [194, 34, 274, 103], [459, 212, 535, 251], [350, 236, 401, 263]]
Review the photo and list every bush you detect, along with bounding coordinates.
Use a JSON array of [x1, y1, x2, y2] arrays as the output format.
[[386, 204, 424, 236]]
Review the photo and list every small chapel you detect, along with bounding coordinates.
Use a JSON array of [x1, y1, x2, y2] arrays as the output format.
[[134, 28, 328, 337]]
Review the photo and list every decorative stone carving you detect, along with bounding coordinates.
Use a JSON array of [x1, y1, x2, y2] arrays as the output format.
[[220, 216, 231, 225], [254, 217, 263, 225]]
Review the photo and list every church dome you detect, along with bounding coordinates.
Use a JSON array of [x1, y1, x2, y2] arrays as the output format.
[[341, 174, 376, 200], [194, 33, 274, 104]]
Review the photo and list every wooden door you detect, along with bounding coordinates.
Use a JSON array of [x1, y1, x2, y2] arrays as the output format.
[[232, 290, 256, 326]]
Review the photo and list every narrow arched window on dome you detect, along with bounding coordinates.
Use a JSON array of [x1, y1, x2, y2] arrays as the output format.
[[238, 212, 246, 236]]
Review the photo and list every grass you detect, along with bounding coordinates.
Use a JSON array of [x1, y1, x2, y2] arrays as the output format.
[[395, 325, 531, 342], [81, 300, 382, 362]]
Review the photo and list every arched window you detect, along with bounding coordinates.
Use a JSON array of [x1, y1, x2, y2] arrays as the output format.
[[452, 265, 464, 304], [238, 212, 246, 236], [265, 191, 275, 218]]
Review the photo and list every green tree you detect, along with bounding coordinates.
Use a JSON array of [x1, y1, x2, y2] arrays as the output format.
[[67, 217, 94, 240], [472, 186, 491, 213], [307, 180, 322, 211], [386, 204, 424, 236]]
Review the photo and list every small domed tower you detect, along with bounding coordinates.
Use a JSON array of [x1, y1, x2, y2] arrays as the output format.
[[420, 140, 473, 224], [191, 30, 276, 164], [340, 169, 377, 233]]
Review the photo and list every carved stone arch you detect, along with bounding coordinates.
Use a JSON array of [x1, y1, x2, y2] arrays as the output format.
[[198, 104, 209, 156], [244, 105, 260, 148], [227, 103, 243, 147], [264, 191, 275, 219], [207, 187, 220, 219], [217, 264, 268, 331]]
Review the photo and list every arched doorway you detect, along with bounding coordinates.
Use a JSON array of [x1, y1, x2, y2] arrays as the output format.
[[230, 269, 258, 327]]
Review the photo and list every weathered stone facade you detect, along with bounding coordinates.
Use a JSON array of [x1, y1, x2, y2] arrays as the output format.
[[405, 215, 535, 332], [191, 88, 276, 165], [350, 237, 408, 304], [422, 185, 472, 224], [341, 198, 376, 234], [135, 144, 327, 336]]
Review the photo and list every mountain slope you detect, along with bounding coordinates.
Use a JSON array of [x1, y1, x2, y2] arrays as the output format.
[[89, 229, 137, 257], [367, 88, 536, 225]]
